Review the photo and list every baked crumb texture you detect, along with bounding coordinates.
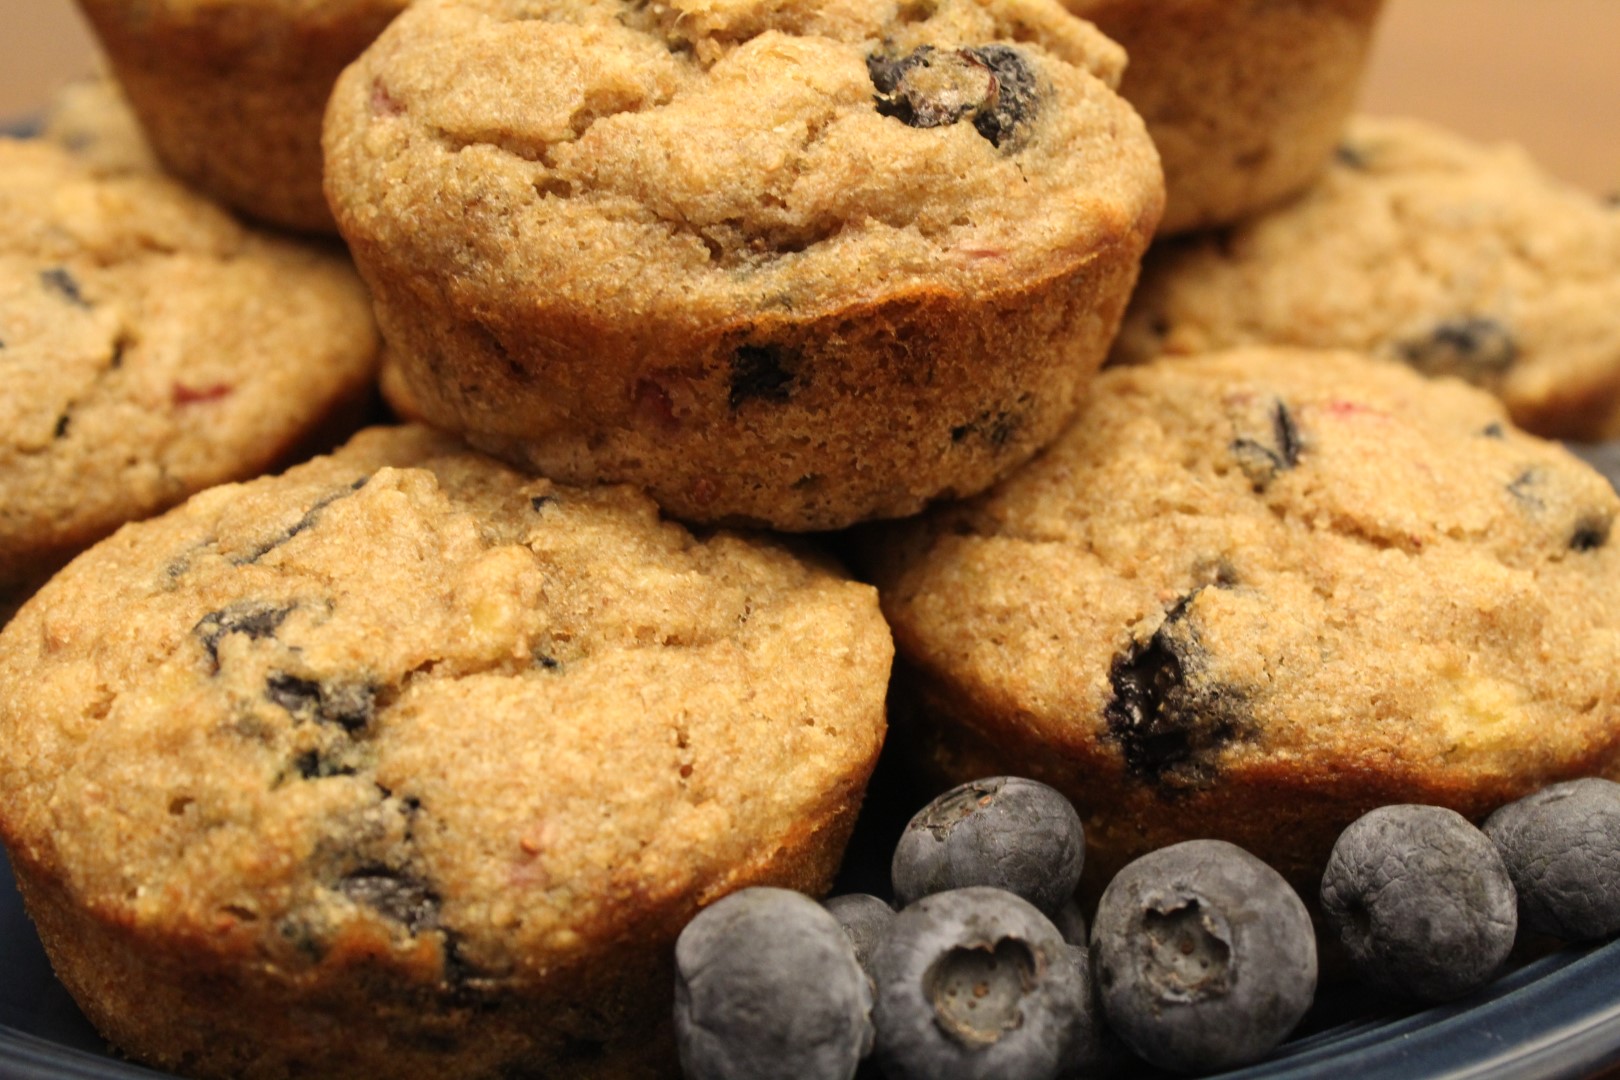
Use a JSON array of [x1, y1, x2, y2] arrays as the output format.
[[1115, 116, 1620, 441], [0, 139, 379, 599], [0, 426, 892, 1080], [1065, 0, 1387, 234], [868, 347, 1620, 893], [325, 0, 1164, 530]]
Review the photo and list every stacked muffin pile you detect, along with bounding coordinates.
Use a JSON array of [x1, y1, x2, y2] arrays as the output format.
[[3, 0, 1620, 1077]]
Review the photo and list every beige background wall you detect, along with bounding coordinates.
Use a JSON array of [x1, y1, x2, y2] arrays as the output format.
[[1, 0, 1617, 193]]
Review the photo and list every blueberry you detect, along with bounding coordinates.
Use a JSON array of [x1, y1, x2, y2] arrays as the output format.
[[1320, 804, 1517, 1002], [1230, 397, 1301, 489], [730, 344, 796, 407], [891, 776, 1083, 916], [675, 887, 873, 1080], [1104, 596, 1252, 790], [1396, 316, 1517, 381], [870, 886, 1087, 1080], [867, 45, 1039, 150], [1484, 778, 1620, 941], [1056, 942, 1134, 1080], [824, 893, 895, 975], [1091, 839, 1316, 1073], [40, 267, 89, 308], [337, 868, 439, 933], [1052, 898, 1088, 946]]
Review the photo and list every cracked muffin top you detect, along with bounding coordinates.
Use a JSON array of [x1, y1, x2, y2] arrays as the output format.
[[0, 424, 891, 1078], [323, 0, 1154, 317], [866, 346, 1620, 888], [0, 138, 378, 595], [1112, 116, 1620, 440]]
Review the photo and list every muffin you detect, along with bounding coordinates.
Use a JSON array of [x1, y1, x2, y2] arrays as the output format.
[[73, 0, 409, 232], [0, 137, 379, 602], [325, 0, 1164, 531], [0, 425, 893, 1079], [1113, 116, 1620, 440], [865, 347, 1620, 892], [39, 76, 159, 177], [1064, 0, 1386, 234]]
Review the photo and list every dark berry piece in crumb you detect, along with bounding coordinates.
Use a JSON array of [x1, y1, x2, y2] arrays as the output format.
[[337, 868, 439, 933], [1571, 515, 1610, 551], [1091, 839, 1316, 1074], [1333, 141, 1370, 170], [1320, 804, 1517, 1002], [1230, 396, 1301, 489], [265, 675, 376, 733], [193, 602, 292, 669], [1481, 422, 1507, 439], [1104, 596, 1252, 791], [675, 887, 873, 1080], [40, 267, 89, 308], [1396, 315, 1517, 381], [870, 886, 1087, 1080], [1567, 441, 1620, 496], [965, 45, 1039, 149], [729, 344, 796, 408], [825, 893, 895, 975], [867, 45, 1039, 150], [891, 776, 1084, 916], [1484, 779, 1620, 941]]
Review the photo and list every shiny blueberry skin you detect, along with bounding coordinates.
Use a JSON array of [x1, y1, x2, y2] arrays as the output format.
[[675, 887, 873, 1080], [891, 776, 1084, 916], [1484, 778, 1620, 941], [1321, 804, 1517, 1002], [1092, 839, 1317, 1073], [870, 886, 1088, 1080]]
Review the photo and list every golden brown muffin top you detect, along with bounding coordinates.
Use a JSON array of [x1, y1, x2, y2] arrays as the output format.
[[0, 138, 378, 589], [324, 0, 1161, 323], [0, 425, 891, 987]]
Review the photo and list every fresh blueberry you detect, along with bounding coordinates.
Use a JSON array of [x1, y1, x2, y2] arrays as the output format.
[[891, 776, 1084, 916], [824, 893, 895, 975], [675, 887, 873, 1080], [1052, 897, 1088, 946], [1484, 778, 1620, 941], [870, 886, 1087, 1080], [1091, 839, 1316, 1073], [1057, 942, 1138, 1080], [1321, 804, 1517, 1002]]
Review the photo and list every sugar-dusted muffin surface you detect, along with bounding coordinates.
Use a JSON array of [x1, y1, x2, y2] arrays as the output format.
[[327, 0, 1164, 529], [867, 347, 1620, 891], [1115, 116, 1620, 440], [0, 138, 378, 598], [0, 425, 892, 1079]]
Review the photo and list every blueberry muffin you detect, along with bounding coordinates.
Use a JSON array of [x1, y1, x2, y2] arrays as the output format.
[[1114, 116, 1620, 440], [73, 0, 409, 232], [1062, 0, 1386, 234], [40, 77, 159, 177], [0, 425, 892, 1080], [325, 0, 1164, 531], [0, 138, 379, 604], [865, 347, 1620, 892]]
